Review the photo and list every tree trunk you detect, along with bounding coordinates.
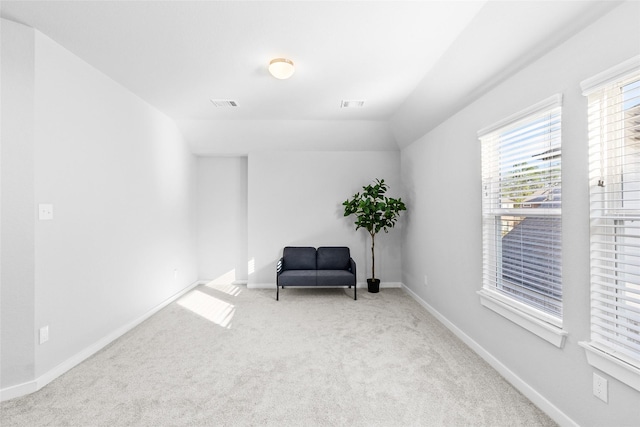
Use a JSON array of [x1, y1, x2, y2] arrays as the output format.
[[371, 232, 375, 279]]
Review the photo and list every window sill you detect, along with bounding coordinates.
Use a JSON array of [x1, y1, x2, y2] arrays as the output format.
[[579, 341, 640, 392], [478, 289, 567, 348]]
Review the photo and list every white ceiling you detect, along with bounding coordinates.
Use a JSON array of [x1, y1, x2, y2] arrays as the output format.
[[1, 1, 621, 154]]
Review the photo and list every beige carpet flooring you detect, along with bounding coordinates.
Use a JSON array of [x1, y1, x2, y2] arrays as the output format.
[[1, 284, 556, 426]]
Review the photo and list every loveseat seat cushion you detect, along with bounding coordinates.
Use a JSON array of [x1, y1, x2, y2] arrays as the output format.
[[278, 270, 316, 286], [283, 247, 317, 270], [317, 247, 351, 270], [317, 270, 355, 286]]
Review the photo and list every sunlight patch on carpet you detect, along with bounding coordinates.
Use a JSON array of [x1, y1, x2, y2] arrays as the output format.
[[208, 269, 236, 285], [206, 281, 242, 297], [177, 290, 235, 328], [205, 270, 242, 297]]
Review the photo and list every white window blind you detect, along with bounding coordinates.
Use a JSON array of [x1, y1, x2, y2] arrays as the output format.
[[480, 96, 562, 323], [587, 70, 640, 368]]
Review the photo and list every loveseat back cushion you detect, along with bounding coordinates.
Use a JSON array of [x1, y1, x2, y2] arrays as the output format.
[[317, 247, 351, 270], [283, 246, 317, 270]]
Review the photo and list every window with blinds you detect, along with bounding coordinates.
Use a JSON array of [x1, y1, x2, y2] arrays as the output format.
[[480, 95, 563, 324], [586, 70, 640, 369]]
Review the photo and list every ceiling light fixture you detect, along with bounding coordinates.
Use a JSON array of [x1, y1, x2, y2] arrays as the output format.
[[268, 58, 295, 79]]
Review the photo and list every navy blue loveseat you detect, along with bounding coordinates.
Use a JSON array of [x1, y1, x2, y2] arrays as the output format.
[[276, 246, 357, 300]]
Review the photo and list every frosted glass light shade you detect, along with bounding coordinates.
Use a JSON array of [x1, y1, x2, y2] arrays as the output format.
[[269, 58, 295, 79]]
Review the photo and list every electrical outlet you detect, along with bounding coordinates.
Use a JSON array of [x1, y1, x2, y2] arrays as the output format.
[[174, 269, 178, 279], [39, 325, 49, 344], [593, 373, 608, 403], [38, 204, 53, 220], [424, 275, 428, 286]]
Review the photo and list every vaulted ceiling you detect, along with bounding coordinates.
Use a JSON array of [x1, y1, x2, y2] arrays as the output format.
[[1, 1, 621, 154]]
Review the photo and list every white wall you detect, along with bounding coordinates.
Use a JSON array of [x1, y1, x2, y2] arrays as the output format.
[[197, 157, 248, 283], [31, 31, 198, 378], [247, 151, 403, 287], [1, 21, 198, 393], [1, 19, 36, 389], [400, 2, 640, 426]]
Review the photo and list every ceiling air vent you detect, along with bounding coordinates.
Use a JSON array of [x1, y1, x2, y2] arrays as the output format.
[[210, 99, 239, 107], [341, 100, 365, 108]]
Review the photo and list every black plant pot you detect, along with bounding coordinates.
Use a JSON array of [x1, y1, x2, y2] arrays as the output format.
[[367, 278, 380, 293]]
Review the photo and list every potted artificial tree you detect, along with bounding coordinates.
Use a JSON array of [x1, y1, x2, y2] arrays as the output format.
[[343, 179, 407, 293]]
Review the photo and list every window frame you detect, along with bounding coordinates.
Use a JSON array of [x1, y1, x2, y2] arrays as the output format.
[[580, 55, 640, 392], [478, 94, 567, 348]]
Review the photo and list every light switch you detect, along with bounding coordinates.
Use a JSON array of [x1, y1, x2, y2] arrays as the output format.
[[39, 204, 53, 220]]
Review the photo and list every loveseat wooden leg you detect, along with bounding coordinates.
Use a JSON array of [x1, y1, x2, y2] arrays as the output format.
[[276, 284, 279, 301]]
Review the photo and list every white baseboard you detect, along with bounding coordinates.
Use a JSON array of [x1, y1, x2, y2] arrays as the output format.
[[247, 281, 403, 289], [0, 281, 199, 402], [377, 282, 403, 288], [401, 285, 578, 427], [0, 380, 38, 402], [247, 283, 273, 289]]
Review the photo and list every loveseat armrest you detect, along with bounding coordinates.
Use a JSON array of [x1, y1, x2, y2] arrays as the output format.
[[277, 257, 284, 275], [276, 257, 284, 301]]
